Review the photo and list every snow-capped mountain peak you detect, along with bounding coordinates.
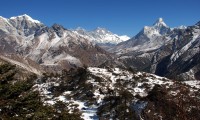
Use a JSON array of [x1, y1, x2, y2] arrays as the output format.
[[0, 16, 8, 21], [73, 27, 130, 45], [118, 35, 130, 41], [75, 27, 87, 31], [73, 27, 88, 36], [93, 27, 111, 34], [10, 14, 41, 24], [153, 17, 168, 27], [6, 14, 44, 36], [140, 18, 170, 37], [142, 26, 160, 36], [110, 18, 171, 54]]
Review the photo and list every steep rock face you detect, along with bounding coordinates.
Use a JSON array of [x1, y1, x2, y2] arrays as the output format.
[[143, 23, 200, 80], [0, 16, 16, 34], [22, 26, 111, 71], [155, 23, 200, 80], [108, 18, 171, 73], [0, 15, 112, 72], [110, 18, 171, 54], [51, 24, 65, 37], [9, 14, 44, 36], [111, 19, 200, 80], [0, 14, 44, 54]]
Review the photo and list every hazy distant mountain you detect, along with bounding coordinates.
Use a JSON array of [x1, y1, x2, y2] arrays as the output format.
[[73, 27, 130, 48]]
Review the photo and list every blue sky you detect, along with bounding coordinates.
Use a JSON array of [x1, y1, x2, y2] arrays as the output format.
[[0, 0, 200, 37]]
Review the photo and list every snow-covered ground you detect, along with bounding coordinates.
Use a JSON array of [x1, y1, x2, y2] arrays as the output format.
[[32, 76, 98, 120], [32, 67, 199, 120], [183, 80, 200, 89], [88, 67, 173, 97]]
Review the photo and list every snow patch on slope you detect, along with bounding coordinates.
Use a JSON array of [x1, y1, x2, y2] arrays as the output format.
[[33, 77, 98, 120], [32, 67, 200, 120], [183, 81, 200, 89], [170, 33, 200, 62]]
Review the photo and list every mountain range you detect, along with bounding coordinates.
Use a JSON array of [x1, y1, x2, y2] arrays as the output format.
[[0, 14, 116, 72], [109, 18, 200, 81], [0, 14, 200, 119], [0, 14, 200, 80], [73, 27, 130, 49]]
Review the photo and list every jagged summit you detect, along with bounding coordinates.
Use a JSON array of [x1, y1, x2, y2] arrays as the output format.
[[10, 14, 41, 24], [153, 17, 168, 27], [6, 14, 44, 36], [110, 18, 172, 54], [139, 18, 170, 37], [93, 27, 112, 34], [0, 16, 8, 20], [51, 23, 65, 30], [51, 24, 66, 37], [73, 27, 130, 45], [75, 27, 87, 31], [158, 18, 163, 22], [0, 16, 9, 23]]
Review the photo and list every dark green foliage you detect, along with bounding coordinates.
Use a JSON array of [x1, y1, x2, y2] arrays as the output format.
[[127, 67, 137, 74], [1, 62, 198, 120], [0, 64, 41, 119], [0, 63, 16, 74], [97, 90, 136, 119], [61, 67, 94, 99], [53, 101, 83, 120], [0, 62, 83, 120], [141, 85, 200, 120]]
